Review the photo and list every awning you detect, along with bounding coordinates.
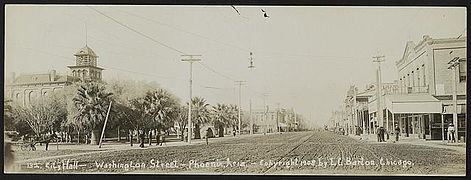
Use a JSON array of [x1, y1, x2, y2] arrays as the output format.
[[443, 104, 467, 114], [384, 94, 442, 114], [278, 123, 288, 127]]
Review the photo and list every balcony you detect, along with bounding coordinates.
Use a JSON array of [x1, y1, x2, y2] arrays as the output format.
[[395, 86, 430, 94]]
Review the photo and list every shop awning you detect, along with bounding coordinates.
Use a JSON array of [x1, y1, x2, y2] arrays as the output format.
[[278, 123, 288, 127], [384, 94, 442, 114]]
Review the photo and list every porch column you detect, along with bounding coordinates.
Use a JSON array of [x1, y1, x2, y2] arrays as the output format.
[[441, 113, 445, 142], [412, 114, 416, 135], [386, 109, 389, 133], [392, 112, 395, 131]]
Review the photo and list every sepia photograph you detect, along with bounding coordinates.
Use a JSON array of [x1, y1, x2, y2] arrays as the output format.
[[3, 4, 467, 176]]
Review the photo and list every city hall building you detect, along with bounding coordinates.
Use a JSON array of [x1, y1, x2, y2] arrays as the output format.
[[5, 45, 104, 105]]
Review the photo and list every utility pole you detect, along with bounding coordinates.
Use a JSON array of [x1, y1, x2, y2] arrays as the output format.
[[276, 103, 280, 133], [447, 53, 462, 143], [373, 55, 385, 133], [262, 93, 269, 134], [235, 80, 247, 135], [249, 99, 253, 135], [99, 101, 112, 148], [181, 55, 202, 144]]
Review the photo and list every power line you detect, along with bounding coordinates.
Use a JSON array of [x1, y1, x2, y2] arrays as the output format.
[[87, 6, 273, 102], [110, 7, 249, 53], [89, 6, 243, 85], [88, 6, 187, 55], [197, 61, 236, 81]]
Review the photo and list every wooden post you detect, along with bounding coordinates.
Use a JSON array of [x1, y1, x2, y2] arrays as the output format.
[[441, 113, 445, 142], [117, 126, 120, 142], [99, 101, 113, 148]]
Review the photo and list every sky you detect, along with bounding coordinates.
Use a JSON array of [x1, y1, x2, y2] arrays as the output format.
[[4, 5, 466, 128]]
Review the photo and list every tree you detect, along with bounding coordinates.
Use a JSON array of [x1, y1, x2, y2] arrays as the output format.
[[228, 104, 239, 133], [105, 78, 161, 145], [175, 105, 188, 141], [11, 94, 67, 138], [211, 103, 231, 137], [4, 99, 15, 131], [72, 82, 112, 145], [190, 97, 210, 139], [143, 89, 180, 134]]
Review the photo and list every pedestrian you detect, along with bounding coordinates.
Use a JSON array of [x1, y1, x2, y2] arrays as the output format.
[[376, 127, 381, 142], [159, 132, 165, 146], [156, 132, 160, 145], [394, 125, 400, 142], [233, 130, 236, 137], [205, 128, 211, 145], [447, 123, 455, 143], [139, 131, 145, 148], [380, 127, 385, 142]]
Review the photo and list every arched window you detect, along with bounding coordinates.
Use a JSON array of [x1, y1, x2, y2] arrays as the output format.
[[28, 91, 35, 104]]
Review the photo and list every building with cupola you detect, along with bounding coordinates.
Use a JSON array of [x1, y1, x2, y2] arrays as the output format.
[[5, 45, 104, 106], [68, 45, 104, 82]]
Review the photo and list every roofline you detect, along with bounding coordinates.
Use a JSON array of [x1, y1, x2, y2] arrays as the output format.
[[6, 80, 74, 86], [68, 65, 105, 70]]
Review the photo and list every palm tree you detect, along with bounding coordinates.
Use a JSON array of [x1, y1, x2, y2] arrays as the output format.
[[211, 103, 231, 137], [228, 104, 239, 133], [191, 97, 210, 139], [143, 89, 180, 144], [72, 82, 112, 145], [176, 105, 188, 141]]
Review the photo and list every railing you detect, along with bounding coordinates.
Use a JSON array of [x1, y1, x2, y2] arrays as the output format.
[[394, 86, 429, 94]]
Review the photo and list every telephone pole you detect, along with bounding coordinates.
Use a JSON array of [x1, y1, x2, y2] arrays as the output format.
[[447, 53, 463, 143], [249, 99, 253, 135], [373, 55, 385, 133], [181, 55, 202, 144], [262, 93, 269, 134], [276, 103, 280, 133], [235, 80, 247, 135]]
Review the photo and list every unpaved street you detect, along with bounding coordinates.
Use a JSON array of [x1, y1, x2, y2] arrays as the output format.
[[13, 130, 466, 175]]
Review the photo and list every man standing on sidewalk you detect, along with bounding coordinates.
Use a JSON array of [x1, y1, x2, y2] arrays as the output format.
[[447, 123, 455, 143], [394, 125, 400, 142], [205, 128, 211, 145], [376, 126, 381, 142], [139, 131, 145, 148]]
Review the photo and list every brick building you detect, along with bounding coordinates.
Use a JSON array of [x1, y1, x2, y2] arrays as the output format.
[[5, 45, 104, 105]]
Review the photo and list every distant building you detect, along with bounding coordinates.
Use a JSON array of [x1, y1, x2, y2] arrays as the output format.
[[5, 45, 104, 105], [250, 107, 297, 133]]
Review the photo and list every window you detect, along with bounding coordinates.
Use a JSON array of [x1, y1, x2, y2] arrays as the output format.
[[422, 64, 426, 86], [459, 60, 466, 82], [407, 74, 410, 87], [417, 68, 420, 87], [84, 56, 89, 64]]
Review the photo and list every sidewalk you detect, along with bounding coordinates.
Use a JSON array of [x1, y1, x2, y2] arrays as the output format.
[[349, 133, 466, 154], [15, 132, 265, 164]]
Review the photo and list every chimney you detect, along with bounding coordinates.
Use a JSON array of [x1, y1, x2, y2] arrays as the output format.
[[50, 70, 56, 81]]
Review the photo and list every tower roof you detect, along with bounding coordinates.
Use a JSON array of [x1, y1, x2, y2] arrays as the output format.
[[74, 45, 98, 57]]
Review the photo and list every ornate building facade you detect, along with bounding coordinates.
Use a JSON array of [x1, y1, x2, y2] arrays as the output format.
[[5, 45, 104, 106]]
